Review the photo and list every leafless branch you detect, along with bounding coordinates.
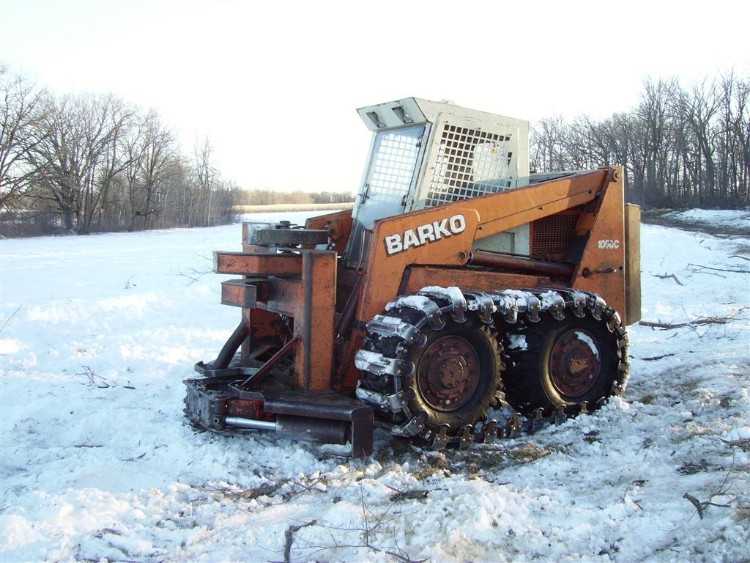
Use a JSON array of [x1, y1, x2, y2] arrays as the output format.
[[296, 484, 424, 562], [688, 263, 750, 274], [283, 520, 317, 563], [652, 273, 684, 286], [640, 353, 676, 361], [0, 305, 22, 336]]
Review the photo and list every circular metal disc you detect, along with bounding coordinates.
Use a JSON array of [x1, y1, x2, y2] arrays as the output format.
[[548, 328, 602, 398], [416, 335, 480, 412]]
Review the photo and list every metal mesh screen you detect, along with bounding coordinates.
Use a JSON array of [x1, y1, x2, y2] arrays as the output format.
[[530, 213, 579, 260], [367, 130, 421, 201], [424, 123, 514, 207]]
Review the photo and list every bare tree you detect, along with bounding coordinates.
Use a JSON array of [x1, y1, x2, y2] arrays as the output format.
[[0, 67, 45, 211], [532, 74, 750, 209], [29, 94, 133, 232], [122, 111, 176, 230], [194, 138, 216, 226]]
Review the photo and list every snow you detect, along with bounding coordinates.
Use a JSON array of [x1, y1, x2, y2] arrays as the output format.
[[506, 334, 527, 351], [419, 286, 467, 310], [1, 213, 750, 561], [538, 289, 565, 310], [385, 295, 435, 312], [663, 208, 750, 231], [573, 330, 599, 359]]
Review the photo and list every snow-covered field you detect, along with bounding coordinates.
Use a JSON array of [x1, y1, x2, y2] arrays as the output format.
[[661, 208, 750, 233], [1, 212, 749, 562]]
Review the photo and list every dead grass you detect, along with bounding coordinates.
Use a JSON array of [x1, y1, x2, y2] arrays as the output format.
[[674, 378, 702, 394], [725, 439, 750, 452], [735, 503, 750, 521], [507, 443, 553, 463], [639, 394, 657, 405], [672, 423, 721, 444]]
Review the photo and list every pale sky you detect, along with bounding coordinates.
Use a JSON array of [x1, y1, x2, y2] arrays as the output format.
[[1, 0, 748, 193]]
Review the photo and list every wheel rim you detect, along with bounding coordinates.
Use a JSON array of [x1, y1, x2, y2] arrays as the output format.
[[417, 335, 481, 412], [548, 329, 602, 399]]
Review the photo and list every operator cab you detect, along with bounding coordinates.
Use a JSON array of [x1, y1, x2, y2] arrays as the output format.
[[345, 98, 531, 267]]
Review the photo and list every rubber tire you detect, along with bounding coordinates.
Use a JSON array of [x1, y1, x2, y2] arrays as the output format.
[[405, 317, 501, 430], [503, 314, 620, 414]]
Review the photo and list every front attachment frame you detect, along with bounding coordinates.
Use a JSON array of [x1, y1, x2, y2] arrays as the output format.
[[184, 375, 374, 457]]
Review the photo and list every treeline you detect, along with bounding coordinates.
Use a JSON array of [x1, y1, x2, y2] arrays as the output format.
[[0, 66, 241, 236], [531, 73, 750, 208], [234, 190, 354, 206]]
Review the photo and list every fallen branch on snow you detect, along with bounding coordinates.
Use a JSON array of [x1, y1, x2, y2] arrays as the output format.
[[683, 457, 736, 520], [296, 484, 425, 562], [0, 305, 22, 336], [640, 307, 748, 330], [688, 263, 750, 274], [385, 484, 431, 502], [76, 365, 113, 388], [640, 353, 676, 361], [683, 492, 732, 520], [652, 273, 684, 286], [177, 267, 213, 285], [284, 520, 317, 563], [640, 318, 729, 330]]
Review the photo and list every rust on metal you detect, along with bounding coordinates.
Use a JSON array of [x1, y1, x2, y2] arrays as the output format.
[[305, 209, 353, 253], [469, 250, 574, 278], [240, 337, 299, 388], [214, 251, 302, 276], [355, 168, 618, 324], [293, 250, 337, 392], [570, 169, 626, 316], [401, 267, 552, 295], [624, 203, 642, 324], [548, 329, 602, 398], [188, 161, 637, 456], [417, 335, 480, 412], [221, 278, 271, 307]]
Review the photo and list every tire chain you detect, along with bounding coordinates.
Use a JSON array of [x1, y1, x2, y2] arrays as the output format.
[[354, 286, 630, 449]]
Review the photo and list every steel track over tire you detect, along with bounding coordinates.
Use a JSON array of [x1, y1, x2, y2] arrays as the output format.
[[408, 319, 501, 429], [355, 287, 629, 440], [355, 288, 503, 438], [500, 290, 629, 415]]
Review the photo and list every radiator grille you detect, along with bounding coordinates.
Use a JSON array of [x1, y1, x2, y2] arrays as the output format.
[[424, 123, 514, 207], [531, 214, 578, 260]]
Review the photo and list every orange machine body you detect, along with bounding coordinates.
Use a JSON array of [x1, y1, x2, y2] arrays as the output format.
[[214, 165, 640, 398]]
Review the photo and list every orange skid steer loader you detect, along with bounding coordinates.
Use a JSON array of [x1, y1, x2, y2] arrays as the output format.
[[184, 98, 641, 457]]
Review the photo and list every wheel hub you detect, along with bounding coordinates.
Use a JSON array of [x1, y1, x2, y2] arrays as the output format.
[[549, 329, 602, 398], [417, 335, 480, 412]]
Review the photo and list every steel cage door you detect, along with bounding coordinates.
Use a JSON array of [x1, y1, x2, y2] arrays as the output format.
[[353, 124, 426, 230]]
